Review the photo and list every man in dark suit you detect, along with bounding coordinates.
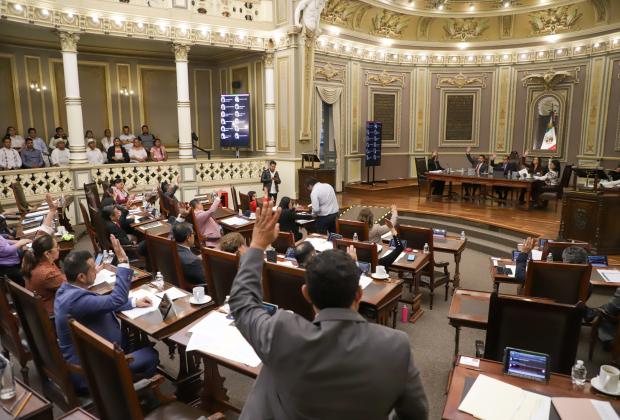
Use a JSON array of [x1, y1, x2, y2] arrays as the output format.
[[54, 235, 159, 393], [427, 150, 445, 196], [101, 205, 148, 260], [464, 146, 489, 197], [229, 201, 429, 419], [260, 160, 281, 202], [172, 222, 206, 286], [490, 153, 519, 203]]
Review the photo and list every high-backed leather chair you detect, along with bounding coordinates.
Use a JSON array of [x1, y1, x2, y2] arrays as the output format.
[[333, 238, 378, 272], [230, 186, 240, 213], [68, 319, 222, 420], [396, 224, 450, 309], [145, 234, 192, 291], [0, 278, 31, 384], [523, 261, 591, 305], [541, 241, 590, 262], [335, 219, 369, 241], [483, 292, 583, 375], [10, 182, 34, 214], [83, 182, 101, 209], [8, 281, 83, 410], [540, 164, 573, 210], [201, 247, 239, 305], [262, 262, 313, 321], [239, 192, 251, 213], [414, 157, 428, 200], [272, 231, 296, 255]]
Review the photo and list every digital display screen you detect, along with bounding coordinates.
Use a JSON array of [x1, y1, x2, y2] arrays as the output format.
[[588, 255, 608, 267], [504, 348, 549, 382], [220, 94, 250, 148]]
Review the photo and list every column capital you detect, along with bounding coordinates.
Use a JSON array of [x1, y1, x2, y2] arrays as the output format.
[[264, 52, 274, 68], [58, 31, 80, 53], [173, 44, 191, 62]]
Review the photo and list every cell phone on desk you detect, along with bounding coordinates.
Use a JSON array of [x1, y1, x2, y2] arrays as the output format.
[[503, 347, 550, 383], [588, 255, 608, 267], [407, 254, 415, 262], [95, 253, 103, 265]]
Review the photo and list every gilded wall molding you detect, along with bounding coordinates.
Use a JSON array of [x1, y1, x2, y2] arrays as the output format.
[[320, 0, 370, 29], [529, 6, 582, 36], [364, 70, 405, 87], [500, 16, 514, 39], [370, 10, 409, 39], [443, 18, 490, 42], [521, 68, 580, 90], [436, 73, 487, 89], [315, 62, 345, 82]]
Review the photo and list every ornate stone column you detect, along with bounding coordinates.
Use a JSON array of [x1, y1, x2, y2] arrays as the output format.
[[59, 32, 87, 164], [298, 30, 317, 143], [173, 44, 193, 159], [264, 52, 277, 155]]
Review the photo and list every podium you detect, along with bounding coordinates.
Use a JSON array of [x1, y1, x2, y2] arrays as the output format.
[[559, 190, 620, 254]]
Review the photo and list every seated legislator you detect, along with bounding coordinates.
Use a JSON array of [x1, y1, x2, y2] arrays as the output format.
[[86, 139, 105, 165], [357, 204, 398, 244], [50, 139, 70, 166], [515, 238, 588, 283], [463, 146, 488, 197], [522, 151, 548, 176], [229, 203, 429, 419], [0, 193, 57, 285], [278, 196, 313, 242], [294, 241, 316, 268], [161, 175, 180, 203], [531, 159, 560, 208], [219, 232, 247, 254], [489, 152, 519, 203], [172, 222, 206, 286], [107, 137, 130, 163], [149, 138, 167, 162], [20, 137, 44, 169], [101, 205, 147, 258], [427, 150, 445, 196], [128, 138, 148, 163], [111, 178, 135, 206], [54, 235, 159, 394], [0, 136, 22, 170], [189, 196, 222, 247], [247, 191, 258, 213]]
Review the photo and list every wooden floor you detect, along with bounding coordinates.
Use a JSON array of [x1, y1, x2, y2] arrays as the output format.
[[339, 186, 561, 239], [344, 178, 419, 192]]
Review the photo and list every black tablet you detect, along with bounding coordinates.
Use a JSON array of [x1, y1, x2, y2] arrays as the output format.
[[503, 347, 550, 382]]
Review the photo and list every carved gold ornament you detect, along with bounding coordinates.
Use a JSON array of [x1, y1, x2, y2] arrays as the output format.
[[521, 69, 578, 91], [365, 70, 405, 87], [436, 73, 487, 89], [444, 18, 489, 42], [315, 63, 342, 81], [370, 10, 408, 39], [529, 6, 582, 35]]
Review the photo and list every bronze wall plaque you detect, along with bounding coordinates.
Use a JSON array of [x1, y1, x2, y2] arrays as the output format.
[[445, 94, 474, 141], [373, 93, 396, 140]]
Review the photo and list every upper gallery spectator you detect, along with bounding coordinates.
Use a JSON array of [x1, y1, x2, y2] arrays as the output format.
[[84, 129, 96, 146], [50, 139, 70, 166], [20, 138, 44, 169], [27, 128, 50, 166], [149, 138, 167, 162], [100, 128, 113, 152], [107, 137, 130, 163], [0, 136, 22, 170], [49, 126, 68, 149], [137, 125, 155, 151], [119, 125, 136, 151], [86, 139, 105, 165], [128, 138, 148, 163], [6, 126, 25, 150]]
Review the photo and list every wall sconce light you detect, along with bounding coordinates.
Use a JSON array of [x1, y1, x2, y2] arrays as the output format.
[[120, 87, 134, 96], [30, 82, 47, 92]]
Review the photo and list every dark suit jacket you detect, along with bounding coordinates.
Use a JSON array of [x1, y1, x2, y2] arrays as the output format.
[[105, 219, 132, 246], [177, 245, 206, 286], [106, 146, 130, 163], [278, 208, 313, 240], [515, 251, 529, 283], [229, 248, 429, 419], [490, 159, 518, 175], [261, 169, 281, 193], [427, 158, 444, 172], [466, 153, 489, 174]]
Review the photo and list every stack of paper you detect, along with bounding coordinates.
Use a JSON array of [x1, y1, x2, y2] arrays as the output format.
[[142, 221, 163, 230], [505, 264, 517, 278], [155, 287, 187, 301], [21, 226, 41, 235], [381, 231, 393, 241], [305, 237, 333, 252], [276, 260, 295, 267], [223, 216, 251, 226], [94, 269, 116, 286], [599, 270, 620, 283], [121, 289, 161, 319], [186, 311, 261, 367]]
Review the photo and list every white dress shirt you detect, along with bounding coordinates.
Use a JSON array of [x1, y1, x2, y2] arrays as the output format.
[[50, 148, 70, 166], [269, 170, 277, 194], [0, 147, 22, 169], [119, 134, 135, 151], [310, 182, 339, 216], [100, 136, 113, 151], [10, 135, 24, 149], [86, 148, 105, 165], [129, 147, 147, 162]]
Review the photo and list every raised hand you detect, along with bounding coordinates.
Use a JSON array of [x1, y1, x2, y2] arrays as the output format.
[[346, 245, 358, 262], [45, 193, 58, 212], [466, 146, 472, 154], [491, 153, 497, 160], [390, 204, 397, 214], [522, 237, 536, 253], [249, 199, 281, 250]]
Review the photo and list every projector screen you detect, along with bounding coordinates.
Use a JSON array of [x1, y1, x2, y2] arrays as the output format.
[[220, 93, 251, 148]]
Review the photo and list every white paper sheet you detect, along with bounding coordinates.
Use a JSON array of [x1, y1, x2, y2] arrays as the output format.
[[505, 264, 516, 278], [141, 221, 162, 230], [458, 374, 527, 420], [22, 216, 43, 225], [305, 237, 333, 252], [381, 249, 393, 259], [121, 289, 161, 319], [222, 216, 251, 227], [187, 311, 261, 367], [128, 209, 142, 215], [519, 168, 530, 178], [359, 275, 373, 289], [531, 250, 543, 261], [599, 270, 620, 283], [24, 210, 49, 218], [591, 399, 620, 420], [394, 252, 408, 263], [155, 287, 187, 301], [93, 269, 116, 286], [381, 231, 393, 241], [21, 226, 41, 235], [276, 260, 295, 267], [295, 219, 314, 225]]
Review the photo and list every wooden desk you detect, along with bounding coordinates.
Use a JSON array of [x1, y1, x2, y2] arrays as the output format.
[[133, 220, 171, 237], [218, 215, 255, 242], [589, 265, 620, 288], [0, 378, 53, 420], [427, 172, 536, 208], [443, 358, 620, 419], [384, 246, 430, 322], [88, 265, 152, 295], [117, 283, 215, 341], [447, 289, 490, 358], [56, 408, 98, 420], [432, 236, 467, 290]]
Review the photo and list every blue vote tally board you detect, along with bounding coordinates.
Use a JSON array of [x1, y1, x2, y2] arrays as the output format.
[[220, 93, 251, 148], [365, 121, 382, 167]]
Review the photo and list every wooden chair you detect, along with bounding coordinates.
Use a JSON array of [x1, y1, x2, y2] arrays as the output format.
[[335, 219, 369, 241], [187, 208, 205, 249], [262, 262, 314, 321], [272, 231, 296, 254], [10, 181, 35, 214], [396, 224, 450, 309], [83, 182, 101, 209], [333, 238, 378, 272], [145, 234, 193, 291], [68, 319, 222, 420], [201, 248, 239, 305], [540, 164, 573, 210], [482, 292, 583, 375], [7, 280, 83, 410], [89, 205, 140, 262], [239, 192, 251, 213], [414, 157, 428, 201], [523, 261, 591, 305], [541, 241, 590, 262], [156, 187, 169, 219], [230, 186, 240, 213], [79, 202, 101, 255], [0, 278, 31, 384]]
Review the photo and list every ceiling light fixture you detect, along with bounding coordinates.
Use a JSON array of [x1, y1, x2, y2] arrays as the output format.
[[120, 87, 134, 97], [113, 16, 123, 26], [29, 82, 46, 92], [458, 42, 468, 50], [503, 1, 511, 8], [468, 3, 475, 12], [91, 14, 99, 23], [546, 34, 560, 43], [538, 51, 545, 57], [201, 27, 209, 36], [556, 48, 563, 54], [594, 42, 600, 48], [485, 55, 492, 61], [136, 22, 144, 29], [520, 53, 527, 59], [467, 55, 474, 62], [382, 38, 393, 47], [419, 55, 427, 61], [575, 46, 582, 52], [41, 8, 49, 16], [14, 4, 22, 12], [502, 54, 510, 60], [66, 11, 74, 18], [614, 38, 619, 45], [328, 26, 341, 36], [158, 22, 167, 32]]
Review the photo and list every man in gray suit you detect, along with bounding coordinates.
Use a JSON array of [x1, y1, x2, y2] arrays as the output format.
[[229, 201, 428, 419]]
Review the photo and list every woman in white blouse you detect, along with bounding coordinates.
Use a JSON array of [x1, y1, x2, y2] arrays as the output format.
[[532, 159, 561, 208], [85, 139, 105, 164], [357, 204, 398, 243], [100, 128, 113, 151], [128, 138, 148, 163]]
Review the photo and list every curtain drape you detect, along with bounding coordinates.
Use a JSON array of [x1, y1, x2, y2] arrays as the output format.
[[316, 86, 343, 191]]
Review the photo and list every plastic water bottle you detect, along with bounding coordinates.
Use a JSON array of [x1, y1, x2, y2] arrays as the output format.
[[460, 230, 466, 240], [353, 232, 359, 242], [423, 243, 430, 254], [0, 353, 16, 400], [102, 250, 109, 264], [571, 360, 587, 388], [154, 272, 164, 291], [108, 249, 115, 264], [401, 305, 409, 323], [546, 253, 554, 263]]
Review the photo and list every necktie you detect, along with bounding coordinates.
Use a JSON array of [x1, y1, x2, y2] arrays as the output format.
[[476, 163, 481, 175]]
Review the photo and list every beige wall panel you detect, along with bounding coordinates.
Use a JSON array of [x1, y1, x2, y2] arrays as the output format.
[[80, 64, 112, 137], [0, 55, 20, 135], [193, 68, 214, 150], [52, 61, 67, 130], [492, 66, 513, 153], [254, 60, 265, 151], [231, 66, 250, 94], [350, 62, 361, 154], [116, 64, 134, 134], [414, 68, 429, 153], [24, 56, 48, 138], [139, 67, 177, 147], [604, 58, 620, 161], [582, 57, 607, 156], [276, 55, 291, 152]]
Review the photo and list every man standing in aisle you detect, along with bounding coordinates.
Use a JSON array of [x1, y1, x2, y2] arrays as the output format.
[[305, 177, 339, 234], [261, 160, 281, 203]]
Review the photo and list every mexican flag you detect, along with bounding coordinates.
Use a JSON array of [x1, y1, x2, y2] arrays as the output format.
[[540, 114, 557, 151]]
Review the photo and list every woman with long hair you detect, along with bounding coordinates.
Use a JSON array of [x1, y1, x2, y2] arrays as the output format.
[[106, 137, 130, 163], [277, 196, 313, 242], [532, 159, 561, 208], [358, 204, 398, 244], [22, 234, 66, 315]]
